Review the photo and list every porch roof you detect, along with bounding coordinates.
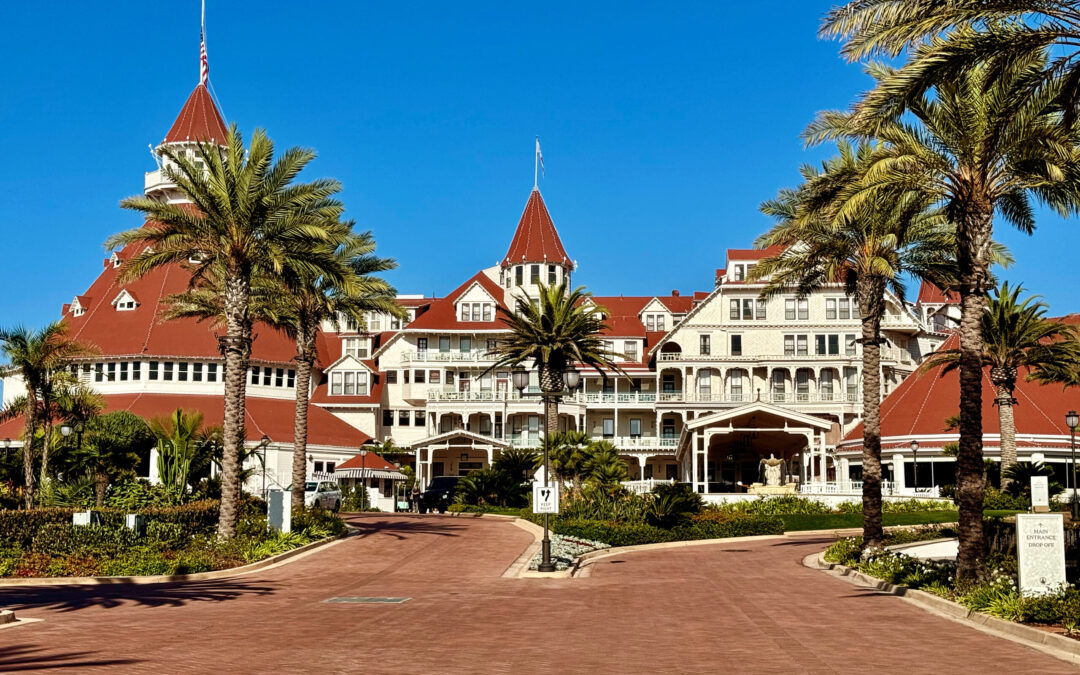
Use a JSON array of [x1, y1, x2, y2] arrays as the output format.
[[685, 401, 833, 432], [408, 429, 510, 450]]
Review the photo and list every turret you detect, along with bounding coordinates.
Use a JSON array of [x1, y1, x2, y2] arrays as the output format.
[[499, 188, 574, 308]]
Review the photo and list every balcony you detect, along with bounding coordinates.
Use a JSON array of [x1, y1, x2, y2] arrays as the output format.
[[401, 350, 495, 364], [144, 169, 173, 193]]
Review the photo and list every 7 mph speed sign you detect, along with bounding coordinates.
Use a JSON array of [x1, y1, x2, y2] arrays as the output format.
[[532, 484, 559, 514]]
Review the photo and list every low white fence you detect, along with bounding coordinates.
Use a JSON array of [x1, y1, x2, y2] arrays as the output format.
[[621, 478, 677, 494]]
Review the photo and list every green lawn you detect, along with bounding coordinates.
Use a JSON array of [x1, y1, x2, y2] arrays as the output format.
[[779, 510, 1021, 532]]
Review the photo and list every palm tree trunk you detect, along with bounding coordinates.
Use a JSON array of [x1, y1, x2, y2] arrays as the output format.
[[22, 395, 37, 509], [291, 321, 317, 516], [955, 205, 994, 581], [217, 271, 252, 540], [858, 277, 886, 549], [40, 394, 53, 489], [539, 365, 562, 486], [996, 383, 1017, 490]]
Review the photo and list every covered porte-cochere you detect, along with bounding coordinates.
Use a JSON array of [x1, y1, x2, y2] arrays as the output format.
[[411, 430, 509, 489], [676, 402, 835, 494]]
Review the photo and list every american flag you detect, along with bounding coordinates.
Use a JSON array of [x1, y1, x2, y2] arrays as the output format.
[[200, 27, 209, 84], [536, 138, 544, 177]]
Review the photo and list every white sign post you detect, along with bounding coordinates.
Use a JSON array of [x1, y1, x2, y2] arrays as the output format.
[[1031, 476, 1050, 513], [1017, 513, 1066, 596], [532, 483, 559, 514]]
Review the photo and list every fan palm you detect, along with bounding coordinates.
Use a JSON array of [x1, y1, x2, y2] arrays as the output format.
[[804, 51, 1080, 579], [486, 283, 622, 447], [751, 142, 959, 548], [492, 447, 542, 483], [0, 322, 95, 507], [582, 440, 628, 492], [108, 126, 347, 538], [923, 282, 1080, 488], [548, 430, 592, 488]]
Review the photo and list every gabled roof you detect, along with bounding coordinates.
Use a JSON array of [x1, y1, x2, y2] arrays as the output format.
[[725, 245, 786, 263], [407, 429, 510, 449], [403, 271, 508, 332], [337, 452, 399, 472], [686, 401, 833, 431], [163, 83, 229, 145], [501, 189, 570, 266], [917, 281, 959, 305]]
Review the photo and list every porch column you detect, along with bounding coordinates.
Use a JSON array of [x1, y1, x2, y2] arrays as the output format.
[[892, 452, 905, 494], [639, 457, 646, 480], [691, 431, 701, 492]]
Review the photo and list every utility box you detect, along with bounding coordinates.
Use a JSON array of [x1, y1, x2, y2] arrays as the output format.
[[72, 511, 103, 527], [267, 489, 292, 533], [124, 513, 146, 536]]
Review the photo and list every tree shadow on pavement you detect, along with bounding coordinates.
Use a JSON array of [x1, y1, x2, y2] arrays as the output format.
[[0, 578, 277, 614], [0, 644, 141, 671], [348, 519, 469, 541]]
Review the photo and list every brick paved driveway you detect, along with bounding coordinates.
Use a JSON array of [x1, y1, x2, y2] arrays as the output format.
[[0, 514, 1074, 674]]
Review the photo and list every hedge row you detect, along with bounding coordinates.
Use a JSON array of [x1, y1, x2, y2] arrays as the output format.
[[524, 514, 784, 547], [0, 500, 221, 549]]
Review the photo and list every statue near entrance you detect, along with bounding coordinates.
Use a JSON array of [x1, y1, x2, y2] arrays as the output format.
[[750, 454, 796, 495]]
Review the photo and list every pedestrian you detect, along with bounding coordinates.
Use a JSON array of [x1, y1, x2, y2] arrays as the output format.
[[411, 484, 421, 513]]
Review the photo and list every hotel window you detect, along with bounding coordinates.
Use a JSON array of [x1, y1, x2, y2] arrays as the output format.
[[829, 334, 840, 355], [756, 299, 766, 320], [163, 362, 174, 381], [785, 298, 796, 320], [439, 336, 451, 352], [733, 264, 745, 281], [207, 363, 218, 382], [487, 338, 497, 352], [178, 362, 188, 382], [698, 370, 711, 397], [784, 335, 795, 356], [826, 299, 837, 320], [629, 418, 642, 438], [131, 362, 140, 381], [415, 409, 426, 427], [390, 315, 401, 330], [368, 312, 382, 332], [430, 370, 440, 384], [772, 370, 786, 397], [730, 369, 744, 400], [796, 370, 810, 400], [343, 315, 359, 331], [81, 363, 92, 382], [263, 367, 272, 386], [472, 304, 482, 321], [624, 341, 638, 362], [105, 362, 115, 382], [662, 419, 676, 438], [602, 418, 615, 438], [662, 372, 676, 393], [385, 370, 398, 384], [275, 368, 284, 387], [820, 370, 834, 398], [404, 370, 410, 383], [515, 266, 523, 286], [646, 314, 655, 331], [730, 334, 742, 356], [530, 265, 540, 284], [483, 304, 493, 322], [845, 367, 859, 399], [729, 300, 739, 320], [798, 299, 808, 320], [699, 334, 710, 356], [460, 337, 472, 353], [548, 265, 557, 285], [383, 409, 394, 426], [399, 410, 410, 426], [657, 314, 666, 331], [796, 335, 808, 356], [93, 363, 104, 382], [838, 298, 852, 320], [119, 361, 129, 381], [343, 337, 369, 358], [331, 370, 369, 396], [415, 370, 426, 383], [815, 335, 827, 355], [846, 334, 857, 356], [149, 361, 159, 380], [193, 363, 203, 382]]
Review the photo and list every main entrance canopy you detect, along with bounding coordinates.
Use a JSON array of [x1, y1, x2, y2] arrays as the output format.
[[676, 402, 833, 494], [410, 430, 509, 488]]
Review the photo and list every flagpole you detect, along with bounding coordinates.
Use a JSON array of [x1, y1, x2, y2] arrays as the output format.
[[534, 136, 539, 190]]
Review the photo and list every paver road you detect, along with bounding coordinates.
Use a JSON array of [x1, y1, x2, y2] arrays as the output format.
[[0, 514, 1074, 674]]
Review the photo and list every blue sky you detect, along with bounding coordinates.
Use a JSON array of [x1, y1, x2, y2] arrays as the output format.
[[2, 0, 1078, 329]]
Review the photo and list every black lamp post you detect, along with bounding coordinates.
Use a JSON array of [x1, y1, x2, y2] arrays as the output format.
[[359, 448, 368, 511], [260, 435, 271, 502], [1068, 410, 1079, 520], [910, 440, 919, 491], [513, 365, 580, 573]]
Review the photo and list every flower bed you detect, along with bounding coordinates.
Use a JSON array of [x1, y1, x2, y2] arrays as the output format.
[[0, 504, 345, 578], [528, 534, 609, 571], [823, 528, 1080, 634]]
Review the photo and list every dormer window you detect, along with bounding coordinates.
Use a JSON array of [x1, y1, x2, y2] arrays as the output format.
[[111, 290, 138, 312], [644, 313, 666, 331], [70, 297, 88, 317], [110, 252, 122, 269], [330, 370, 369, 396], [732, 264, 745, 281], [460, 302, 493, 322]]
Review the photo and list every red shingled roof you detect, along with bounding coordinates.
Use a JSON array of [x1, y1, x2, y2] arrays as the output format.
[[0, 393, 371, 449], [501, 189, 570, 266], [337, 452, 398, 472], [726, 245, 786, 262], [164, 83, 229, 145], [917, 280, 959, 305], [841, 328, 1080, 448], [405, 272, 508, 331]]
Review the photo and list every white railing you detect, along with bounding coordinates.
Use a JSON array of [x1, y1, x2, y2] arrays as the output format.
[[622, 478, 676, 494], [401, 350, 496, 364], [423, 388, 860, 406], [593, 436, 679, 450], [799, 480, 941, 496], [658, 352, 683, 361]]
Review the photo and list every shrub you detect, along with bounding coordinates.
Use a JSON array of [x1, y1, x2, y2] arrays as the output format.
[[550, 519, 675, 547], [293, 508, 347, 539], [0, 508, 76, 548], [982, 487, 1029, 511], [147, 521, 190, 548], [823, 537, 863, 566], [31, 523, 139, 557], [559, 487, 648, 524], [707, 496, 833, 516], [106, 480, 180, 509], [646, 483, 703, 528]]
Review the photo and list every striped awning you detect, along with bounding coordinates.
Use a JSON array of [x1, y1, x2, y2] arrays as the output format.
[[335, 468, 408, 481]]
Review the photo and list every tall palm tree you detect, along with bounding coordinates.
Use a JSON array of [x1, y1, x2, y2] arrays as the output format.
[[923, 282, 1080, 488], [804, 52, 1080, 578], [107, 126, 347, 539], [821, 1, 1080, 124], [486, 284, 623, 445], [167, 225, 401, 515], [751, 142, 958, 548], [0, 322, 95, 507]]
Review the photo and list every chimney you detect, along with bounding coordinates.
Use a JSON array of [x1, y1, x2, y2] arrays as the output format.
[[672, 290, 680, 297]]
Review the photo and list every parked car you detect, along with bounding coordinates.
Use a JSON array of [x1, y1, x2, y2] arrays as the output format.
[[419, 476, 462, 513], [305, 480, 343, 511]]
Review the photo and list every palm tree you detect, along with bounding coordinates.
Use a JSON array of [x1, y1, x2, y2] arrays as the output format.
[[751, 142, 957, 548], [0, 322, 95, 507], [486, 283, 622, 445], [166, 225, 401, 515], [803, 52, 1080, 579], [148, 409, 211, 501], [923, 282, 1080, 489], [582, 440, 628, 492], [108, 126, 347, 539], [549, 430, 592, 488], [821, 1, 1080, 124], [492, 447, 542, 483]]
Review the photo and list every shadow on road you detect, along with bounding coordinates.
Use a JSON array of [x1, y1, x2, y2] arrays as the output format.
[[0, 578, 277, 614], [0, 644, 141, 671], [347, 517, 469, 541]]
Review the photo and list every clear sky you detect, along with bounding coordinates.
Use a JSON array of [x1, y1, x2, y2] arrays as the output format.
[[2, 1, 1078, 329]]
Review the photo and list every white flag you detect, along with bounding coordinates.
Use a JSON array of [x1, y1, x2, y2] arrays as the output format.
[[536, 138, 544, 176]]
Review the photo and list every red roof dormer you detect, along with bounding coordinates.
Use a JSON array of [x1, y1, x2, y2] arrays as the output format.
[[163, 83, 228, 145], [501, 189, 570, 267], [917, 280, 959, 305]]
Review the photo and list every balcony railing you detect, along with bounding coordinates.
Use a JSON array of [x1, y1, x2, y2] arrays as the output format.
[[401, 350, 496, 364], [424, 387, 860, 405]]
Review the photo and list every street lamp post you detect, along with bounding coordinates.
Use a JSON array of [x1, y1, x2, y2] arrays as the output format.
[[260, 435, 270, 502], [359, 449, 368, 511], [1067, 411, 1079, 520], [512, 366, 579, 574], [910, 440, 919, 492]]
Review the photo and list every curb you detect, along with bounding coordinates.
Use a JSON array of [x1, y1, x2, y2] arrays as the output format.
[[0, 532, 347, 588], [805, 551, 1080, 666]]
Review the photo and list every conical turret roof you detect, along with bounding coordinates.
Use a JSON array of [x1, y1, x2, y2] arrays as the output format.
[[501, 188, 570, 266], [163, 83, 228, 145]]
